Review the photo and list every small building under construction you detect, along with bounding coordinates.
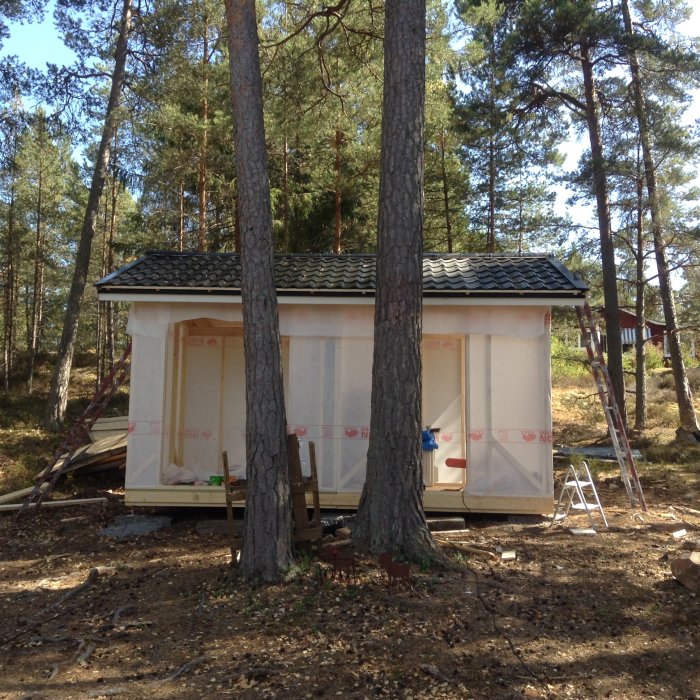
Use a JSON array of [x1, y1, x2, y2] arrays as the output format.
[[96, 252, 587, 514]]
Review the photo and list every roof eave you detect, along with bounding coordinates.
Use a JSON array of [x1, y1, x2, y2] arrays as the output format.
[[97, 286, 587, 301]]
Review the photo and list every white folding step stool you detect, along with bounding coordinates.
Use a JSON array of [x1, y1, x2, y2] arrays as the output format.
[[551, 461, 608, 529]]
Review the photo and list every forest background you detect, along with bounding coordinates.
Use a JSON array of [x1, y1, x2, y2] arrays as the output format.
[[1, 0, 699, 428]]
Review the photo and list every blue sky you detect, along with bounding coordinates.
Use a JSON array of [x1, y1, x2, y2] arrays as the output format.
[[1, 3, 75, 71]]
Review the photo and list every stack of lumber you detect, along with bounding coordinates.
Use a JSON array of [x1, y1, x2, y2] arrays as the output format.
[[38, 417, 129, 480], [89, 416, 129, 441]]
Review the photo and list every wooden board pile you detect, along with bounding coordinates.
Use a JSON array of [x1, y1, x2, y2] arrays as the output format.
[[38, 417, 128, 480]]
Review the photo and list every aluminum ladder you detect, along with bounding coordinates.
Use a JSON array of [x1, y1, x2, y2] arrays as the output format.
[[552, 462, 608, 529], [576, 302, 647, 511]]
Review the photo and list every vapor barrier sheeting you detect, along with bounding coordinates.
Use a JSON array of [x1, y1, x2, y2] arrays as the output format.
[[124, 302, 553, 501]]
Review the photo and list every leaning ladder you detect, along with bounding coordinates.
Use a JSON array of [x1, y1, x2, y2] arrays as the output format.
[[576, 302, 647, 511], [17, 343, 132, 516], [552, 462, 608, 529]]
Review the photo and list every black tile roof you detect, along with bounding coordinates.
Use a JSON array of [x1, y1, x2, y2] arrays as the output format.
[[95, 251, 587, 298]]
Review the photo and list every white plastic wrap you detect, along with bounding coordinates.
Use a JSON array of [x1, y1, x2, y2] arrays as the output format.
[[124, 300, 554, 503]]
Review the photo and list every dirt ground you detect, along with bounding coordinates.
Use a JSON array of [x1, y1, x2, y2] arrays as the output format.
[[1, 468, 698, 700]]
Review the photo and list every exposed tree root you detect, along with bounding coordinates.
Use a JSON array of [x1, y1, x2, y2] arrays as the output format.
[[153, 654, 212, 684]]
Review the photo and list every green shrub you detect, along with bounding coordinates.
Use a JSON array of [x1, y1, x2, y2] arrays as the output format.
[[622, 343, 665, 373], [645, 344, 665, 371], [551, 336, 589, 381]]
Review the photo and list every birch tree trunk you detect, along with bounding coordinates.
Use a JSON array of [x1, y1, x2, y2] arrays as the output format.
[[353, 0, 438, 560], [620, 0, 698, 433], [225, 0, 292, 582]]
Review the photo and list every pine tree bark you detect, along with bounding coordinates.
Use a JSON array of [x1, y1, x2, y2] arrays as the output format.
[[282, 131, 289, 253], [634, 163, 647, 430], [225, 0, 292, 582], [486, 34, 497, 254], [333, 127, 343, 254], [2, 168, 17, 392], [178, 180, 185, 251], [27, 165, 45, 394], [438, 129, 454, 253], [353, 0, 438, 560], [620, 0, 698, 432], [580, 41, 627, 425], [44, 0, 132, 430], [197, 8, 209, 252]]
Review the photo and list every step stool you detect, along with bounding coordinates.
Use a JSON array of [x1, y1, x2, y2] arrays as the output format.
[[551, 462, 608, 529]]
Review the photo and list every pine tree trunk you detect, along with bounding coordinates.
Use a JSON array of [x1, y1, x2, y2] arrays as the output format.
[[97, 184, 110, 384], [3, 128, 20, 393], [438, 129, 453, 253], [580, 41, 627, 426], [225, 0, 292, 582], [197, 9, 209, 253], [178, 180, 185, 251], [27, 168, 45, 394], [333, 127, 343, 254], [486, 34, 497, 254], [282, 131, 289, 253], [620, 0, 698, 432], [106, 166, 118, 370], [634, 160, 647, 430], [353, 0, 438, 560], [487, 132, 496, 253], [2, 176, 17, 392], [44, 0, 133, 431]]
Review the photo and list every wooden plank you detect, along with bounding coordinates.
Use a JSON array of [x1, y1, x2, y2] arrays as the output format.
[[91, 416, 128, 430], [0, 497, 108, 512], [308, 441, 321, 535], [122, 485, 553, 515], [287, 434, 309, 532], [0, 486, 35, 504], [222, 451, 242, 563]]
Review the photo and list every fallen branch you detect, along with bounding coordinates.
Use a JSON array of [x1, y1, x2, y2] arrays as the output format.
[[0, 497, 108, 513], [0, 486, 36, 504], [437, 540, 498, 559], [670, 505, 700, 517]]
